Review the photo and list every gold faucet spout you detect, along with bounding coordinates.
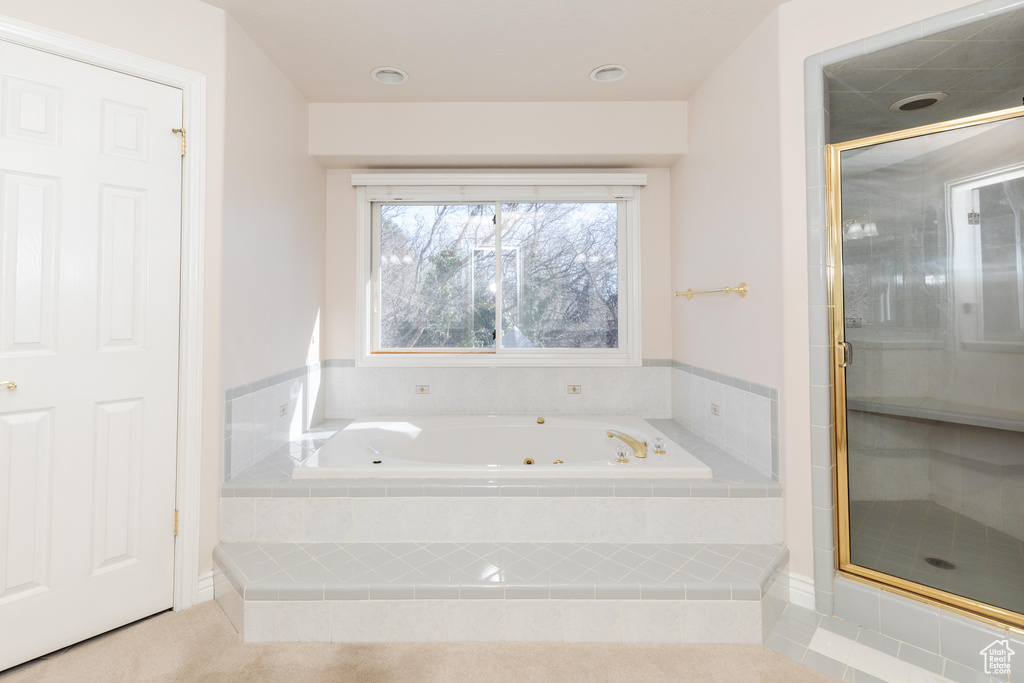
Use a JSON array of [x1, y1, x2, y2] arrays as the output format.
[[606, 430, 648, 459]]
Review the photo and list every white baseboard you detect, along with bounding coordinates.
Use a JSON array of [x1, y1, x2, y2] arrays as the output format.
[[195, 571, 215, 604], [790, 573, 816, 610]]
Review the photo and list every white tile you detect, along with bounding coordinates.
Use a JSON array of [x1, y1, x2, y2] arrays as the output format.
[[401, 498, 452, 542], [637, 367, 672, 419], [274, 602, 331, 642], [446, 601, 505, 642], [847, 640, 912, 682], [696, 499, 746, 543], [465, 368, 502, 414], [736, 601, 762, 644], [745, 499, 782, 543], [254, 498, 304, 543], [451, 498, 501, 542], [621, 601, 680, 643], [243, 601, 275, 642], [331, 601, 389, 642], [213, 570, 243, 635], [254, 387, 277, 456], [500, 498, 550, 542], [499, 368, 531, 413], [221, 498, 255, 543], [808, 627, 855, 662], [548, 498, 599, 542], [597, 498, 647, 542], [389, 601, 447, 642], [504, 600, 563, 642], [564, 601, 621, 642], [646, 498, 697, 542], [351, 498, 403, 542], [304, 498, 352, 542], [680, 601, 738, 643], [557, 368, 592, 414]]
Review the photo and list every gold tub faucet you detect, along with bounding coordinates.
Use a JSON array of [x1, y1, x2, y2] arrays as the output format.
[[606, 430, 647, 459]]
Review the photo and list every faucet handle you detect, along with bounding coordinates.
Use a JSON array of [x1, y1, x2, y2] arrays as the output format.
[[615, 445, 630, 464], [653, 438, 666, 455]]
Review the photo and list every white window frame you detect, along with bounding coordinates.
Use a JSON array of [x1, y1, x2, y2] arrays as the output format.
[[353, 173, 646, 366]]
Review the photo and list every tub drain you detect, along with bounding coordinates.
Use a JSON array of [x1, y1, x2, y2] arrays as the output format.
[[924, 557, 956, 570]]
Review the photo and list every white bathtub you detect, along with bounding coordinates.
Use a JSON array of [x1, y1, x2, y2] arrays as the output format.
[[291, 415, 712, 479]]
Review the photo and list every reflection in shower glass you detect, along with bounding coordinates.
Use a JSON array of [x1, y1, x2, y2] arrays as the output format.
[[840, 115, 1024, 616]]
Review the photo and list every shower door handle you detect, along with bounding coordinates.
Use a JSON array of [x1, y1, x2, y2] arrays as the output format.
[[838, 341, 853, 367]]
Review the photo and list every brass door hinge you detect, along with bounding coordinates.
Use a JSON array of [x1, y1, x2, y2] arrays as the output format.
[[172, 128, 186, 157], [968, 211, 981, 225], [174, 509, 179, 537]]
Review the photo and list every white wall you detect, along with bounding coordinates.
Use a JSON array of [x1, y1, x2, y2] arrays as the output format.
[[309, 101, 687, 168], [669, 12, 783, 390], [671, 0, 982, 580], [221, 17, 326, 390], [323, 167, 673, 361]]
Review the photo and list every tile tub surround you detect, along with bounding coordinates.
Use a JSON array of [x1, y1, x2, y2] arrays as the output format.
[[803, 2, 1024, 678], [212, 541, 789, 643], [671, 362, 779, 481], [221, 419, 783, 546], [221, 494, 783, 545], [322, 361, 672, 419], [224, 363, 326, 480]]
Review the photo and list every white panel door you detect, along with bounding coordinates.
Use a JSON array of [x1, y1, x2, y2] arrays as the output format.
[[0, 40, 182, 670]]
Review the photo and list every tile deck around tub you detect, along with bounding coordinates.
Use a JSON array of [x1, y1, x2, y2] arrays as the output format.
[[214, 541, 788, 601], [223, 419, 780, 499]]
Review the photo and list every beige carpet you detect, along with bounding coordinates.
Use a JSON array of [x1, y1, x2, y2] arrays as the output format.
[[2, 602, 836, 682]]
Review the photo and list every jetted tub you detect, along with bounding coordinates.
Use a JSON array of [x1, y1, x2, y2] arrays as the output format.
[[291, 415, 712, 479]]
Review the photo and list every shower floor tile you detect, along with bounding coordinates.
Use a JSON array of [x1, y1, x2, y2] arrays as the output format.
[[849, 500, 1024, 614]]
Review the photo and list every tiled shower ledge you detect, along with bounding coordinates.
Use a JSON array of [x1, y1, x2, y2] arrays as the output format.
[[214, 541, 788, 602], [848, 396, 1024, 433], [223, 419, 781, 499]]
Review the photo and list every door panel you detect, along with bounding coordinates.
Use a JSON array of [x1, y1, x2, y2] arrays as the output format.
[[0, 39, 182, 670], [830, 109, 1024, 628]]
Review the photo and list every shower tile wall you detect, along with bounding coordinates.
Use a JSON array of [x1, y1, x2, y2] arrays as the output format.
[[671, 363, 778, 481], [847, 411, 1024, 540], [842, 124, 1024, 411]]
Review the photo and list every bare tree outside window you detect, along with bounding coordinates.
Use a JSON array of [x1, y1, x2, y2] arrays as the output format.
[[376, 201, 619, 351], [500, 202, 618, 349]]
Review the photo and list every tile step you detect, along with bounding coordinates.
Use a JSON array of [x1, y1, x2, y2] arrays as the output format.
[[215, 541, 787, 601], [213, 541, 790, 643]]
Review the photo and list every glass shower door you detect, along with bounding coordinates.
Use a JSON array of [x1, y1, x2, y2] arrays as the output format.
[[829, 108, 1024, 626]]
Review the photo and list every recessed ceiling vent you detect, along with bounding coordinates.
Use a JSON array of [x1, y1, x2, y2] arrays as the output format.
[[371, 67, 409, 85], [590, 64, 628, 83], [889, 92, 948, 112]]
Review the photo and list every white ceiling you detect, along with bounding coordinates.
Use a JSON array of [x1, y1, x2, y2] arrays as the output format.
[[203, 0, 787, 102]]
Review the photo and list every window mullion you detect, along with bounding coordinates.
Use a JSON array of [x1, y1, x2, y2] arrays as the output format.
[[494, 201, 503, 352]]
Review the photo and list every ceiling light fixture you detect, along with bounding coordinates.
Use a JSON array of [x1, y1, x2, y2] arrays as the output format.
[[371, 67, 409, 85], [590, 64, 628, 83], [889, 92, 947, 112]]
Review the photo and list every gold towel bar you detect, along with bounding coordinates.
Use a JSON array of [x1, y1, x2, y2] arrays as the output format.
[[674, 282, 748, 300]]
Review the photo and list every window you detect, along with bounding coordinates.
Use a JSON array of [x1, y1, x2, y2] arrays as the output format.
[[353, 174, 646, 366]]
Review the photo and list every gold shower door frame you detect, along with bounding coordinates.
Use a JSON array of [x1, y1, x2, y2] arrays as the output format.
[[826, 105, 1024, 631]]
